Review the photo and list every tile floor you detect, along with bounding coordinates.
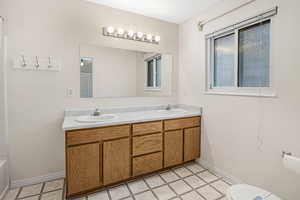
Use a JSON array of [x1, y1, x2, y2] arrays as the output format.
[[3, 162, 231, 200]]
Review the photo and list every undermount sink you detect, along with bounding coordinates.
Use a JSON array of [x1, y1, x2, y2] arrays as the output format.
[[76, 114, 117, 123], [157, 108, 187, 115]]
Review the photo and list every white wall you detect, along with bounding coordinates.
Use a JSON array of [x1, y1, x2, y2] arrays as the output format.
[[80, 45, 137, 97], [1, 0, 178, 183], [178, 0, 300, 199]]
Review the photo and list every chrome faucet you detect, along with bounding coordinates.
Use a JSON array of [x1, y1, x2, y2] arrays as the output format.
[[92, 108, 101, 116], [166, 104, 171, 110]]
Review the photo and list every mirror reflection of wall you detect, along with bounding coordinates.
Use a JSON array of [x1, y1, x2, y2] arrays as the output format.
[[79, 45, 173, 98]]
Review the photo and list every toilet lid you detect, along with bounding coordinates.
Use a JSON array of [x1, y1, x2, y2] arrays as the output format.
[[227, 184, 281, 200]]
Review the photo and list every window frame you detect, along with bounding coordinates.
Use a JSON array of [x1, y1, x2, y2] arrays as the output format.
[[205, 17, 276, 97], [145, 55, 162, 91]]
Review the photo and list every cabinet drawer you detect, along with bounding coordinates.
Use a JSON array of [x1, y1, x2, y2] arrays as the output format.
[[132, 121, 162, 136], [66, 125, 130, 146], [164, 117, 200, 131], [98, 125, 130, 140], [132, 133, 162, 156], [132, 152, 163, 176], [67, 129, 99, 146]]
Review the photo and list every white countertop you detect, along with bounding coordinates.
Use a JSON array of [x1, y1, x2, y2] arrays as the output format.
[[62, 104, 202, 131]]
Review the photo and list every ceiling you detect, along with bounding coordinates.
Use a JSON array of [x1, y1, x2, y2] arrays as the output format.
[[85, 0, 221, 24]]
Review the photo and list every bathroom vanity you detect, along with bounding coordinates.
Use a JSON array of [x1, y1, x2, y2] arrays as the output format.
[[63, 105, 201, 198]]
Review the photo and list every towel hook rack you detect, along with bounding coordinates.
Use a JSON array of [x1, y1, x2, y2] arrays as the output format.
[[282, 151, 292, 158]]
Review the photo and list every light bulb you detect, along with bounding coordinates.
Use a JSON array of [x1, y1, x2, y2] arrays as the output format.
[[146, 34, 152, 41], [117, 28, 124, 35], [154, 35, 161, 42], [128, 30, 134, 37], [106, 26, 114, 34], [137, 32, 144, 39], [80, 61, 84, 67]]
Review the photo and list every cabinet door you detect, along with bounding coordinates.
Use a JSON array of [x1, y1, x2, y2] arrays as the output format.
[[103, 138, 130, 185], [67, 143, 101, 195], [164, 130, 183, 167], [184, 127, 200, 162]]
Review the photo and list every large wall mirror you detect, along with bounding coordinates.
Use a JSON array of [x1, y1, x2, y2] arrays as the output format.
[[80, 45, 173, 98]]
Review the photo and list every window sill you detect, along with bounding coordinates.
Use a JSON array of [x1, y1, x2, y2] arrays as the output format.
[[144, 88, 162, 92], [204, 89, 277, 98]]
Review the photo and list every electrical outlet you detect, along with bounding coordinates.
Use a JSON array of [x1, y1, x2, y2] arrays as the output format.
[[66, 88, 73, 97]]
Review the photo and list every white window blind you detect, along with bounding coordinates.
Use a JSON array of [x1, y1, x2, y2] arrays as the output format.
[[214, 33, 235, 87], [238, 20, 270, 87]]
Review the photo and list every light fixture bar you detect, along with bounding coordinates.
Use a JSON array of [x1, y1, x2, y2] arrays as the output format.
[[102, 27, 160, 44]]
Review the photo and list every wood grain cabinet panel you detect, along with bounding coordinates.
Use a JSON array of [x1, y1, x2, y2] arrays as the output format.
[[164, 117, 200, 131], [99, 125, 130, 140], [132, 152, 163, 176], [67, 143, 101, 195], [164, 130, 183, 167], [103, 138, 130, 185], [132, 121, 162, 136], [132, 133, 162, 156], [67, 129, 99, 146], [184, 127, 200, 162]]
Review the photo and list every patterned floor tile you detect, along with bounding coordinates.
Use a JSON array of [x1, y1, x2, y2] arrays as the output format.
[[197, 171, 219, 183], [197, 185, 222, 200], [20, 195, 39, 200], [169, 180, 192, 195], [41, 190, 63, 200], [134, 191, 156, 200], [160, 171, 180, 183], [185, 163, 205, 174], [144, 175, 165, 188], [210, 180, 230, 194], [184, 175, 206, 189], [127, 179, 149, 194], [3, 188, 20, 200], [18, 183, 43, 198], [173, 167, 193, 178], [43, 179, 64, 192], [88, 190, 109, 200], [109, 184, 131, 200], [181, 191, 205, 200], [153, 185, 176, 200]]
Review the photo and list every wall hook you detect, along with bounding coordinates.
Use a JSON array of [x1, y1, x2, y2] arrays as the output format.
[[282, 151, 292, 158], [35, 56, 40, 68], [21, 55, 26, 67], [48, 56, 52, 68]]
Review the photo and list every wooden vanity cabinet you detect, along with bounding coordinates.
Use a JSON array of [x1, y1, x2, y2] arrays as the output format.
[[103, 138, 130, 185], [164, 117, 201, 167], [65, 125, 130, 196], [65, 116, 201, 198], [67, 143, 102, 195]]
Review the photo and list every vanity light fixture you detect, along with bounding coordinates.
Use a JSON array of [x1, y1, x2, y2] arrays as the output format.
[[117, 28, 125, 35], [103, 26, 160, 44], [136, 32, 144, 39], [154, 35, 161, 42], [128, 30, 134, 37], [146, 34, 152, 41], [107, 26, 114, 34]]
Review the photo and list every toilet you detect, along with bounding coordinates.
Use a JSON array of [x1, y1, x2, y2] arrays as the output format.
[[227, 184, 281, 200]]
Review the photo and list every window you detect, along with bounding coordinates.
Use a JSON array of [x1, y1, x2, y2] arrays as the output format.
[[146, 55, 161, 89], [206, 10, 276, 97]]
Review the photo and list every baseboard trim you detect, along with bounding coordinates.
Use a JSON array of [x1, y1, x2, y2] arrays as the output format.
[[0, 185, 9, 200], [196, 158, 244, 184], [11, 171, 65, 189]]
